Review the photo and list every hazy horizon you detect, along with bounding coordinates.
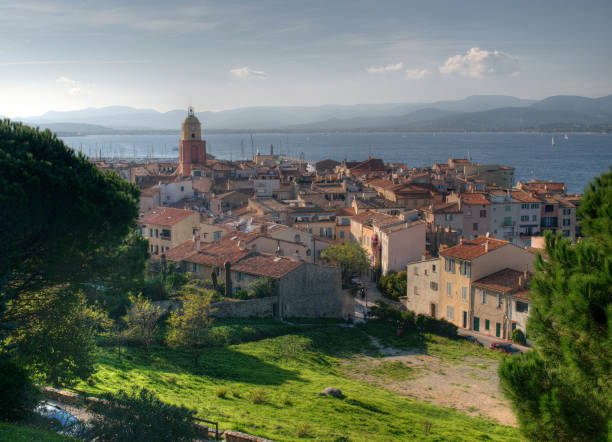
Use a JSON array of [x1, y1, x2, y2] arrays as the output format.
[[1, 0, 611, 118]]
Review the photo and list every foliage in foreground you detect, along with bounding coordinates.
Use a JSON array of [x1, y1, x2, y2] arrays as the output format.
[[370, 299, 458, 338], [0, 422, 75, 442], [377, 271, 407, 301], [321, 242, 369, 282], [167, 289, 215, 366], [499, 168, 612, 442], [88, 387, 198, 442], [5, 286, 108, 387], [0, 357, 40, 421], [124, 293, 163, 353]]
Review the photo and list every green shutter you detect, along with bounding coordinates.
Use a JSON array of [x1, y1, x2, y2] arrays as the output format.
[[473, 317, 480, 332], [496, 323, 501, 337], [485, 319, 490, 331]]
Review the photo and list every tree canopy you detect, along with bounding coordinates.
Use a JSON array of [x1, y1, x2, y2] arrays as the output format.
[[321, 242, 369, 281], [0, 120, 144, 300], [499, 168, 612, 441]]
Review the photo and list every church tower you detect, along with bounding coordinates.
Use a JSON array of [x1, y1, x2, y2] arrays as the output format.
[[178, 107, 206, 176]]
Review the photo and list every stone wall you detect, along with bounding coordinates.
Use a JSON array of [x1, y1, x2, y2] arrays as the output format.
[[278, 263, 353, 318], [211, 296, 277, 318]]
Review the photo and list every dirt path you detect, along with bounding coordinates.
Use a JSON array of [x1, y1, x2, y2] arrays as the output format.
[[344, 332, 517, 427]]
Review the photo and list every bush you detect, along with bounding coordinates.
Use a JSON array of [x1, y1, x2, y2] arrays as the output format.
[[511, 328, 527, 345], [377, 271, 407, 301], [215, 387, 228, 399], [0, 357, 40, 422], [249, 389, 268, 404], [88, 387, 198, 442], [234, 289, 249, 300], [369, 300, 457, 338], [249, 278, 278, 299]]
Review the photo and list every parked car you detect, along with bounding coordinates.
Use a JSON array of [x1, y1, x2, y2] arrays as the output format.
[[490, 342, 521, 354], [35, 402, 88, 437]]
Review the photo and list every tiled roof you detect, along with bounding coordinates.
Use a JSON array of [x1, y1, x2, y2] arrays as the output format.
[[428, 202, 461, 214], [472, 268, 532, 295], [349, 158, 387, 171], [165, 234, 303, 278], [511, 190, 541, 203], [336, 207, 356, 216], [460, 193, 491, 205], [367, 178, 396, 190], [140, 207, 197, 226], [352, 210, 407, 230], [439, 236, 509, 260]]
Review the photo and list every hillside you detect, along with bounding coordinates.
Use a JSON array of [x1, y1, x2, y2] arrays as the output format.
[[78, 318, 519, 441]]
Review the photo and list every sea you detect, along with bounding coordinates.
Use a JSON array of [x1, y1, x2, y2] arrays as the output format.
[[60, 132, 612, 194]]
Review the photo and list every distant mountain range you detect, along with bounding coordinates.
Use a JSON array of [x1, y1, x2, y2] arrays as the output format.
[[11, 94, 612, 135]]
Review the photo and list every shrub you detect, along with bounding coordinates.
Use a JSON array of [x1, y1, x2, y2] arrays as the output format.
[[297, 423, 313, 438], [249, 389, 268, 404], [215, 387, 228, 399], [88, 387, 198, 442], [369, 300, 457, 338], [234, 289, 249, 300], [0, 357, 40, 422], [249, 278, 278, 299], [377, 271, 407, 301], [511, 328, 527, 345]]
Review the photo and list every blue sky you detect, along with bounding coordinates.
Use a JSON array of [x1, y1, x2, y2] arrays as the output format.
[[1, 0, 611, 117]]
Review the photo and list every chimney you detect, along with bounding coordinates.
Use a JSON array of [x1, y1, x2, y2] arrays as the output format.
[[459, 237, 463, 245], [484, 240, 489, 253], [518, 275, 523, 288], [193, 228, 201, 251]]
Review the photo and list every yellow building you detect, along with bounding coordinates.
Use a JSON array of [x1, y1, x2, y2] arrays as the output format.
[[139, 207, 200, 255]]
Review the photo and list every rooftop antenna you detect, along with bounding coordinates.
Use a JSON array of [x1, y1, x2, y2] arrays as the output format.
[[250, 133, 255, 159]]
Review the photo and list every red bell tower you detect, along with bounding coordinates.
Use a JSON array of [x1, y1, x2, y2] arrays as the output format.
[[178, 107, 206, 176]]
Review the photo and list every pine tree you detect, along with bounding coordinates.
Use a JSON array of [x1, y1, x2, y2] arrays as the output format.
[[499, 168, 612, 441]]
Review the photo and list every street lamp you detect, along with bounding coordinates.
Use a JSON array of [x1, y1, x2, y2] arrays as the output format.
[[360, 286, 368, 320]]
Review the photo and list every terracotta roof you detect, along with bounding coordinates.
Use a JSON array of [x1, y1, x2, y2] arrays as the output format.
[[472, 268, 532, 294], [352, 210, 407, 230], [428, 202, 460, 214], [519, 181, 566, 194], [460, 193, 491, 205], [511, 190, 541, 203], [336, 207, 356, 216], [140, 207, 197, 226], [439, 236, 509, 260], [367, 178, 396, 190], [165, 234, 303, 278], [349, 158, 387, 172]]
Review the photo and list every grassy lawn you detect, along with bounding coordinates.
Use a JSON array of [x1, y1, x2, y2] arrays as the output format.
[[0, 422, 75, 442], [78, 319, 518, 441]]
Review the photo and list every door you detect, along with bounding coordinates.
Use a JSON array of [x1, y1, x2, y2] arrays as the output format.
[[473, 316, 480, 332], [462, 311, 468, 328], [496, 322, 501, 338], [430, 303, 436, 318]]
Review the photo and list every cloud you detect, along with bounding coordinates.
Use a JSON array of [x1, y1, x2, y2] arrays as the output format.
[[439, 47, 519, 78], [366, 62, 404, 74], [229, 67, 269, 79], [405, 68, 430, 80], [56, 76, 94, 95]]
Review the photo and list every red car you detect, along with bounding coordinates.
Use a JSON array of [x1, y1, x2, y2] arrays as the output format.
[[490, 342, 520, 354]]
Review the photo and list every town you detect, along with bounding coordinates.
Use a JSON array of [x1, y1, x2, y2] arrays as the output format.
[[94, 108, 582, 342]]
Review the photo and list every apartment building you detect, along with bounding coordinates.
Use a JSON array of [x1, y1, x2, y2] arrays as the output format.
[[139, 207, 200, 255], [511, 190, 541, 244], [438, 236, 535, 330], [447, 193, 491, 239], [404, 258, 441, 318], [488, 192, 520, 243]]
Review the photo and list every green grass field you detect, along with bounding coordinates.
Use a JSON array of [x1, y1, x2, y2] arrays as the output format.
[[0, 422, 75, 442], [78, 319, 518, 441]]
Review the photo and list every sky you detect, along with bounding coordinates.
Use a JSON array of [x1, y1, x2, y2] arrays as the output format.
[[1, 0, 611, 117]]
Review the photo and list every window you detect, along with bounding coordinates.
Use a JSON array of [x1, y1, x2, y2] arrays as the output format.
[[497, 294, 502, 308], [563, 230, 570, 237], [153, 245, 158, 254], [444, 258, 455, 273], [545, 204, 554, 212], [161, 229, 171, 240], [485, 319, 490, 330], [149, 228, 153, 237], [563, 219, 571, 226], [306, 249, 311, 256], [473, 222, 478, 231], [459, 261, 471, 277], [563, 208, 571, 215], [339, 231, 345, 239], [532, 215, 537, 221], [521, 203, 529, 209], [505, 205, 511, 212], [180, 186, 184, 192], [214, 231, 222, 240], [521, 215, 529, 221], [481, 290, 487, 305], [480, 210, 487, 218], [461, 286, 468, 301], [531, 203, 540, 209], [446, 306, 454, 320], [320, 227, 324, 236], [504, 216, 512, 226], [432, 264, 436, 272], [430, 281, 438, 291], [516, 301, 529, 313], [446, 282, 452, 297], [236, 272, 243, 281], [154, 229, 159, 238]]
